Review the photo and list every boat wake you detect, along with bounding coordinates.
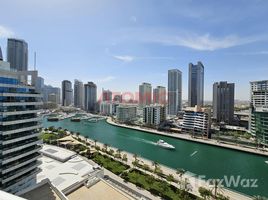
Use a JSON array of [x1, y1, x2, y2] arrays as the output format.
[[190, 151, 198, 157], [131, 137, 156, 145], [265, 161, 268, 164]]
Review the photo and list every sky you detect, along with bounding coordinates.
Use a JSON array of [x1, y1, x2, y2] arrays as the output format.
[[0, 0, 268, 101]]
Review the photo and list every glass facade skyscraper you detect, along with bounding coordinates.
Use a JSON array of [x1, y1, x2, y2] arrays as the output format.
[[213, 81, 235, 124], [62, 80, 73, 106], [168, 69, 182, 115], [7, 38, 28, 71], [0, 61, 42, 194], [74, 79, 84, 109], [84, 82, 97, 113], [188, 62, 204, 107]]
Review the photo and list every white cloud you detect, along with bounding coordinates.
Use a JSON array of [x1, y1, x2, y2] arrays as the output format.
[[115, 27, 265, 51], [0, 25, 14, 38], [154, 33, 261, 51], [97, 76, 116, 83], [113, 55, 175, 63], [113, 55, 134, 62]]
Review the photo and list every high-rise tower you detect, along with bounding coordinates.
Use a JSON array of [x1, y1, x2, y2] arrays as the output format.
[[168, 69, 182, 115], [7, 38, 28, 71], [188, 62, 204, 107]]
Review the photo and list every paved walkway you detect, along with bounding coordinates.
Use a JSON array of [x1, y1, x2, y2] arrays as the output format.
[[107, 118, 268, 157], [76, 135, 252, 200]]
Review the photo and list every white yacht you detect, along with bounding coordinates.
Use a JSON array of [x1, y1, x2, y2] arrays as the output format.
[[156, 140, 175, 150]]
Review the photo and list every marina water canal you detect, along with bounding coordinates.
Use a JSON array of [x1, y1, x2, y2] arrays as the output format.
[[43, 119, 268, 197]]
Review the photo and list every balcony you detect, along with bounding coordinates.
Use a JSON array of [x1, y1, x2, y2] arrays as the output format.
[[1, 124, 42, 135], [1, 139, 41, 155], [0, 109, 42, 116], [0, 102, 43, 107], [1, 146, 41, 165], [0, 117, 41, 126], [1, 132, 41, 145], [0, 93, 42, 98], [0, 83, 35, 90], [1, 161, 41, 184], [1, 153, 41, 174], [2, 168, 40, 193]]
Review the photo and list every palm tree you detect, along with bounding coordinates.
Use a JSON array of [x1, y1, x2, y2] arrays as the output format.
[[255, 137, 260, 150], [167, 174, 175, 183], [133, 154, 139, 167], [181, 178, 191, 193], [176, 168, 186, 189], [103, 143, 108, 152], [133, 154, 138, 162], [152, 161, 159, 173], [85, 135, 89, 141], [253, 196, 268, 200], [116, 149, 122, 159], [123, 154, 128, 163], [210, 179, 222, 198], [94, 139, 97, 148]]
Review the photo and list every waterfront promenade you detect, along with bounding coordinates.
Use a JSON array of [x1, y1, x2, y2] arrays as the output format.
[[74, 134, 252, 200], [106, 118, 268, 157]]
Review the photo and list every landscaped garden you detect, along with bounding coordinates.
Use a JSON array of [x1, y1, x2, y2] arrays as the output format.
[[121, 169, 197, 200], [91, 152, 130, 175]]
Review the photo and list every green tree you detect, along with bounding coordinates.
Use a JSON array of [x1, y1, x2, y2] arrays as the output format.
[[103, 143, 108, 152], [94, 139, 98, 148], [209, 179, 223, 198], [176, 168, 186, 189], [116, 149, 122, 159], [167, 174, 175, 183], [198, 187, 212, 200], [152, 161, 159, 173], [85, 135, 89, 140], [253, 196, 268, 200], [122, 154, 128, 163]]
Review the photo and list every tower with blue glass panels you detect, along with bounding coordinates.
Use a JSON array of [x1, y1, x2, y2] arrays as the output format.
[[0, 59, 42, 194]]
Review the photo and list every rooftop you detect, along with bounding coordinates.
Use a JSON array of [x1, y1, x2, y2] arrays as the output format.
[[67, 180, 131, 200], [21, 182, 64, 200], [37, 145, 96, 192], [40, 144, 76, 162]]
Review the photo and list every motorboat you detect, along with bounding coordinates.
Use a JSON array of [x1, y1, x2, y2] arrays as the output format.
[[156, 140, 175, 150]]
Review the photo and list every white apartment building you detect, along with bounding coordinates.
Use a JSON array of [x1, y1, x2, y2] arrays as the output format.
[[143, 104, 166, 126], [116, 105, 137, 123], [99, 102, 118, 116], [182, 106, 211, 138]]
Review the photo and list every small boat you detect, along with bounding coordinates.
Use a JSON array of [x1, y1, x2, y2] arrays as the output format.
[[156, 140, 175, 150], [71, 118, 81, 122], [47, 117, 59, 121], [265, 161, 268, 164]]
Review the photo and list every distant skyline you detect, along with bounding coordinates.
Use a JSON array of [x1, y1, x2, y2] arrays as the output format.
[[1, 0, 268, 101]]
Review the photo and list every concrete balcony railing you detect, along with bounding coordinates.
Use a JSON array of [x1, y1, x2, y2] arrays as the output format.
[[3, 168, 40, 193], [1, 140, 42, 155], [1, 124, 42, 136], [0, 109, 42, 116], [2, 132, 41, 145], [0, 117, 42, 126], [0, 93, 42, 98], [1, 161, 41, 184], [1, 146, 42, 165], [0, 83, 35, 90], [0, 102, 43, 107], [1, 153, 41, 174]]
